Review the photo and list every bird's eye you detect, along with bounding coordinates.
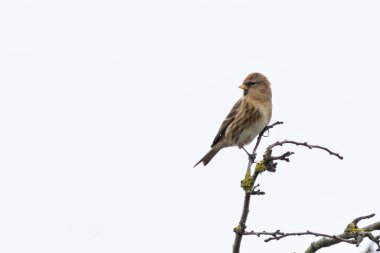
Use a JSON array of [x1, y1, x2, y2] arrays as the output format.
[[246, 81, 257, 86]]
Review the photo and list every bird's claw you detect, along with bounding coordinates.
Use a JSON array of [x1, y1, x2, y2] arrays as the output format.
[[248, 153, 257, 163], [242, 147, 257, 163]]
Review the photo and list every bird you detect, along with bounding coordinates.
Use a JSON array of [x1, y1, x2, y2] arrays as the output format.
[[194, 72, 272, 167]]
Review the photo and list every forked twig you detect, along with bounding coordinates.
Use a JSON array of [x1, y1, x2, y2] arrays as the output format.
[[233, 121, 345, 253], [268, 140, 343, 160], [242, 214, 380, 253]]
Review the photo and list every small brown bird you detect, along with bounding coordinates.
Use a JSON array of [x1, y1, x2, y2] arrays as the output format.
[[194, 72, 272, 167]]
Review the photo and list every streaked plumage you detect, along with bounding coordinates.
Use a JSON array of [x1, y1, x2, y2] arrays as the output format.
[[194, 72, 272, 167]]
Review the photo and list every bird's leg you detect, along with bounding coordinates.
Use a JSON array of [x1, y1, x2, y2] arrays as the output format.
[[242, 147, 256, 163]]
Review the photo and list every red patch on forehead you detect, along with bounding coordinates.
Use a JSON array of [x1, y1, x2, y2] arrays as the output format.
[[244, 73, 259, 81]]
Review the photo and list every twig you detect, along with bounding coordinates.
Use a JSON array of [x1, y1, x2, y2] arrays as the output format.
[[242, 215, 380, 253], [352, 214, 376, 225], [268, 151, 295, 162], [252, 121, 283, 155], [233, 122, 283, 253], [268, 140, 343, 160], [243, 230, 356, 244], [232, 121, 345, 253], [250, 184, 265, 195], [305, 214, 380, 253]]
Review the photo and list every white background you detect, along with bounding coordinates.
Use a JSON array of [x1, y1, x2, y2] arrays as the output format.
[[1, 0, 379, 252]]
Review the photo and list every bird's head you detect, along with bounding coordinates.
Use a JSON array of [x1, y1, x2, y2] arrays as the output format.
[[239, 72, 271, 98]]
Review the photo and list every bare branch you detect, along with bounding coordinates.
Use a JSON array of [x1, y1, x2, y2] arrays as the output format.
[[250, 184, 265, 195], [232, 121, 345, 253], [304, 214, 380, 253], [352, 214, 376, 226], [268, 140, 343, 160], [265, 121, 284, 131], [242, 215, 380, 253], [252, 121, 283, 155], [243, 230, 356, 244], [233, 122, 283, 253], [268, 151, 295, 162]]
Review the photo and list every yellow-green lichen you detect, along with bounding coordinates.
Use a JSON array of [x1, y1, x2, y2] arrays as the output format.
[[233, 225, 242, 233], [344, 223, 368, 234], [255, 160, 267, 173], [344, 223, 358, 234], [240, 170, 253, 192]]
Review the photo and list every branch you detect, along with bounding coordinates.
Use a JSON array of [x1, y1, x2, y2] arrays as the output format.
[[252, 121, 283, 155], [268, 140, 343, 160], [242, 214, 380, 253], [305, 214, 380, 253], [268, 151, 295, 162], [352, 214, 376, 226], [232, 121, 283, 253], [232, 121, 344, 253], [243, 230, 356, 244], [255, 139, 343, 173], [250, 184, 265, 195]]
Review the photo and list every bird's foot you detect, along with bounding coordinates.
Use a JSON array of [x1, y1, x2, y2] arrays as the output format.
[[242, 147, 256, 163], [248, 153, 257, 163]]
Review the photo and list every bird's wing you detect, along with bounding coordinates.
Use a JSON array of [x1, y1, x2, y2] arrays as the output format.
[[211, 98, 242, 147]]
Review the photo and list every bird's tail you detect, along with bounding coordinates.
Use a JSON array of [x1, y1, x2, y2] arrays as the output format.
[[194, 142, 226, 167]]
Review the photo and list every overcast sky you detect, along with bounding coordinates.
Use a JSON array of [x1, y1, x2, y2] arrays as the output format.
[[1, 1, 380, 253]]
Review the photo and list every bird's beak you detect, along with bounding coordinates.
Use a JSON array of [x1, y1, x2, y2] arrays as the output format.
[[239, 84, 249, 90]]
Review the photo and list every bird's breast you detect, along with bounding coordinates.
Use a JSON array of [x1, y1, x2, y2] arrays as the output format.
[[226, 101, 271, 147]]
